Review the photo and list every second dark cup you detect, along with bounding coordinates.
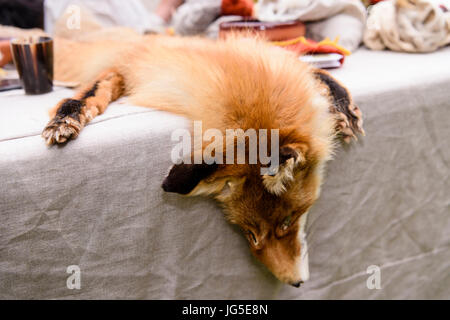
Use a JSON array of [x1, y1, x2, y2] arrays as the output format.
[[11, 36, 53, 95]]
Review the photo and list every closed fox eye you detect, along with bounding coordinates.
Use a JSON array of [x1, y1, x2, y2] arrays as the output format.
[[282, 212, 296, 230], [246, 230, 258, 245], [282, 214, 293, 230]]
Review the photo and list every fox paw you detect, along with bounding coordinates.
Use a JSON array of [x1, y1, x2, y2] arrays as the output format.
[[42, 115, 82, 145], [42, 98, 84, 145], [334, 107, 364, 144]]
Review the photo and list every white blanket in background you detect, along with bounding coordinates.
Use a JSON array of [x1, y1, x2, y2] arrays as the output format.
[[364, 0, 450, 53]]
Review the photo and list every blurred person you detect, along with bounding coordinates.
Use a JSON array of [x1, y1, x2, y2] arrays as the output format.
[[0, 0, 44, 29]]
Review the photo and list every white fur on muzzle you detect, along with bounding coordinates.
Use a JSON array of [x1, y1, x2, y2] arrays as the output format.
[[297, 211, 310, 282]]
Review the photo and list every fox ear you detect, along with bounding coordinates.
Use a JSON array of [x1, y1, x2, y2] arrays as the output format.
[[314, 69, 364, 143], [262, 143, 307, 196], [162, 162, 219, 195]]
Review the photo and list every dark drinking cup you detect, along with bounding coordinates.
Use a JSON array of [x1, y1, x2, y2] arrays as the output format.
[[11, 36, 53, 95]]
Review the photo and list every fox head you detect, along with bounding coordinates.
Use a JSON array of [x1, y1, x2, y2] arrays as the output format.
[[161, 69, 363, 286], [162, 139, 328, 286]]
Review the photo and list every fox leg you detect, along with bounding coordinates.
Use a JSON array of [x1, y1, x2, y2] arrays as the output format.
[[42, 68, 125, 145], [314, 69, 364, 143]]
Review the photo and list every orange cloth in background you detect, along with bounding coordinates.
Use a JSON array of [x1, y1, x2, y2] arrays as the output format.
[[273, 37, 351, 64]]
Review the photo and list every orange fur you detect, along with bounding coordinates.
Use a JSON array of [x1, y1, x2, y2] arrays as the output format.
[[46, 34, 363, 286]]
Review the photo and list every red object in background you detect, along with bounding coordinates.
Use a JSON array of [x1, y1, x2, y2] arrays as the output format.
[[221, 0, 254, 17], [0, 38, 12, 67]]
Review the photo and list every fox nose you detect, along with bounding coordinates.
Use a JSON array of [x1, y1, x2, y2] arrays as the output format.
[[291, 281, 304, 288]]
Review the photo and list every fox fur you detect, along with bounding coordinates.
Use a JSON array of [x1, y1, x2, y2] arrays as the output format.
[[45, 34, 363, 286]]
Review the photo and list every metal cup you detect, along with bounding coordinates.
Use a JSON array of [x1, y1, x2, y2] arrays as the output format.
[[11, 36, 53, 95]]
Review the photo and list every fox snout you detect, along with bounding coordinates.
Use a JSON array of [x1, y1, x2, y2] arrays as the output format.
[[246, 212, 310, 287], [250, 239, 310, 287]]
